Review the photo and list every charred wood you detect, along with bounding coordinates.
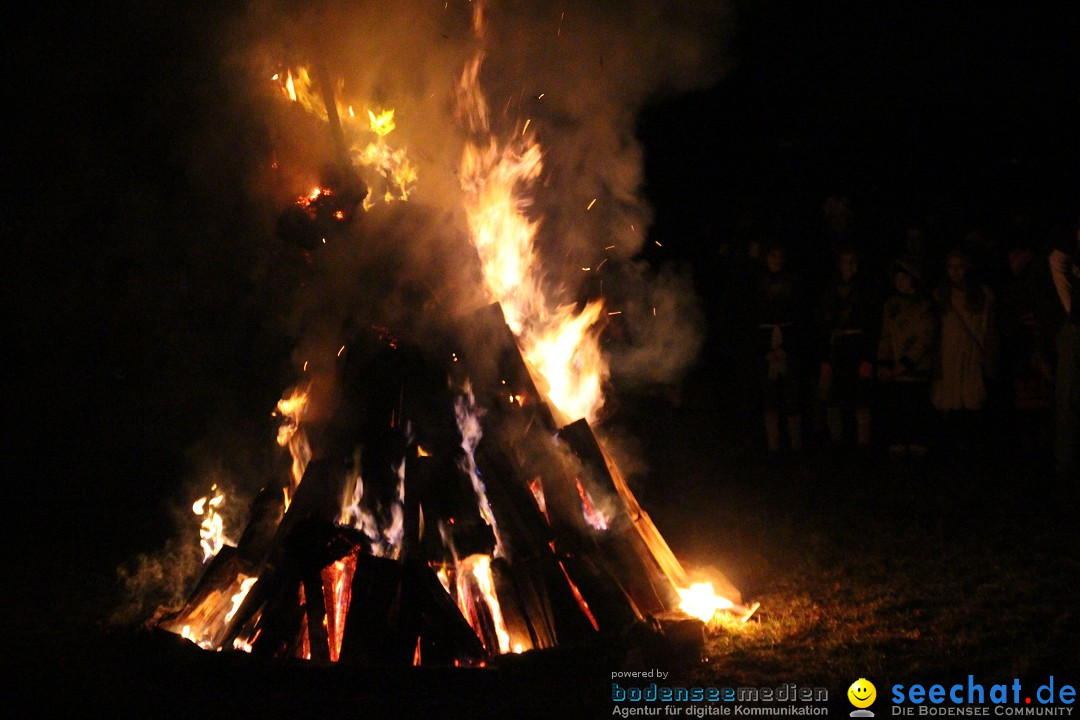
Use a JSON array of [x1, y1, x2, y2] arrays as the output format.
[[455, 303, 556, 431]]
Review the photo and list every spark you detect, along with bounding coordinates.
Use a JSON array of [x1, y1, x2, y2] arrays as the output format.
[[337, 345, 346, 357], [607, 310, 622, 316], [655, 240, 662, 247], [522, 118, 531, 136], [587, 198, 597, 210]]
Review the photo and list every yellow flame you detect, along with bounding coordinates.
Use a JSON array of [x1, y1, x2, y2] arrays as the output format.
[[355, 138, 417, 203], [677, 582, 734, 623], [279, 67, 322, 115], [193, 486, 227, 563], [225, 576, 258, 624], [276, 386, 312, 503], [367, 108, 396, 137], [273, 66, 417, 207], [458, 19, 607, 424], [457, 554, 512, 654]]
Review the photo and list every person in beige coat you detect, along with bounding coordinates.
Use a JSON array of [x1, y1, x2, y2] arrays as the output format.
[[932, 250, 998, 412]]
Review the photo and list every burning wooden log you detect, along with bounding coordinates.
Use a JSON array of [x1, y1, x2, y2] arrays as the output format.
[[470, 414, 626, 646], [455, 302, 557, 431], [408, 560, 488, 665], [338, 555, 487, 666], [337, 553, 410, 664], [509, 421, 644, 633], [159, 546, 257, 650], [314, 62, 351, 175], [159, 301, 748, 665], [557, 419, 684, 611], [235, 484, 286, 564], [402, 452, 430, 557]]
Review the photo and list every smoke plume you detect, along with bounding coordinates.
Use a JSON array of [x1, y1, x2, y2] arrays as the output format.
[[203, 0, 730, 395]]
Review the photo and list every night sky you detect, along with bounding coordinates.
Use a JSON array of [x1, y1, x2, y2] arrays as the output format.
[[6, 0, 1079, 649], [642, 2, 1080, 248]]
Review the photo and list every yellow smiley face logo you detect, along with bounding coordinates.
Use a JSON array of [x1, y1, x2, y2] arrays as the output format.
[[848, 678, 876, 708]]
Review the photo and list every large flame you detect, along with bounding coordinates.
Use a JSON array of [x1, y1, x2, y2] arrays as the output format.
[[457, 8, 608, 424], [163, 10, 747, 660]]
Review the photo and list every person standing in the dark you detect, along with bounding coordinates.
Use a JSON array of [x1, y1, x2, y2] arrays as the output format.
[[816, 248, 880, 449], [1049, 220, 1080, 483], [931, 249, 999, 458], [1000, 245, 1059, 464], [877, 258, 936, 456], [755, 242, 804, 454]]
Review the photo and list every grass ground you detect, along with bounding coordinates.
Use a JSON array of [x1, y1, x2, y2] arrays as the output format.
[[631, 372, 1080, 695]]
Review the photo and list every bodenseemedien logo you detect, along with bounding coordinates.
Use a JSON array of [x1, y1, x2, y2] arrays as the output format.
[[849, 678, 877, 717]]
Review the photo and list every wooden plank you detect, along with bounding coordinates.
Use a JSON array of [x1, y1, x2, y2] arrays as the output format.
[[454, 302, 557, 431], [557, 419, 684, 612]]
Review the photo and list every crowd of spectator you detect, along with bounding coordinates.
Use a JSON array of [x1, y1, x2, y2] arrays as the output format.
[[711, 196, 1078, 483]]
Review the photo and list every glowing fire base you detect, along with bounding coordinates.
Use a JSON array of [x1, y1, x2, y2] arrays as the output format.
[[158, 306, 745, 664]]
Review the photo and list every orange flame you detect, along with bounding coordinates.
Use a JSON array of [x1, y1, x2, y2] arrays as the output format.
[[456, 554, 513, 654], [556, 559, 600, 632], [275, 386, 311, 507], [225, 576, 258, 624], [457, 9, 607, 424], [321, 555, 356, 662], [274, 66, 416, 207]]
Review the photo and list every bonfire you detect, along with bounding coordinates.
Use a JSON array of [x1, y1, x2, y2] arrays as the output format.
[[149, 0, 755, 666]]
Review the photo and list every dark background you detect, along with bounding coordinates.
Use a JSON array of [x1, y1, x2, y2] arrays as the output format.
[[4, 0, 1078, 699]]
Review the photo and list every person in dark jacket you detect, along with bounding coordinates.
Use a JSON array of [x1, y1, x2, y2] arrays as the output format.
[[755, 243, 804, 452], [1049, 221, 1080, 481], [817, 248, 880, 447]]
